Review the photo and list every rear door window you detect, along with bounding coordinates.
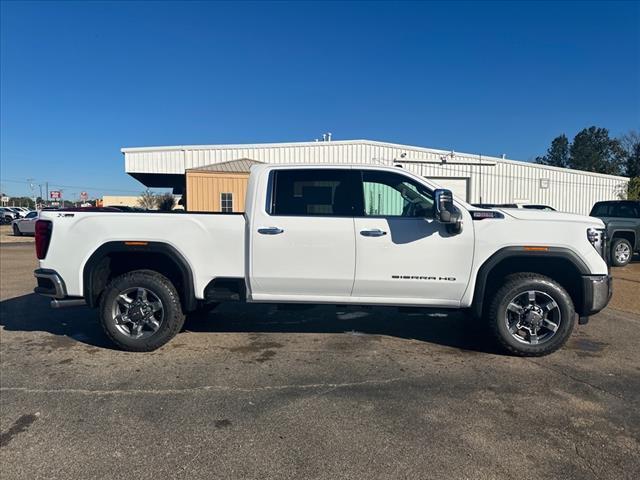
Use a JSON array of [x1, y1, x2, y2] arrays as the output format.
[[613, 203, 640, 218], [270, 169, 363, 216]]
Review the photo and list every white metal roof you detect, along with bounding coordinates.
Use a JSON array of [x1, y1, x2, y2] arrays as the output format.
[[121, 138, 628, 181]]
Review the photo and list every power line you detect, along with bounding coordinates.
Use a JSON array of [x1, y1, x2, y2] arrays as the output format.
[[0, 178, 142, 194]]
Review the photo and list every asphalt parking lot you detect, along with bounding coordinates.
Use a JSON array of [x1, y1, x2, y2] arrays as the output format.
[[1, 241, 639, 480]]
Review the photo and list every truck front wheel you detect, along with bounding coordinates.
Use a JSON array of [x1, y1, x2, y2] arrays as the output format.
[[487, 273, 575, 356], [611, 238, 633, 267], [99, 270, 185, 352]]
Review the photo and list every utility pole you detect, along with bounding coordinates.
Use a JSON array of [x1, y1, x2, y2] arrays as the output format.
[[27, 178, 36, 209]]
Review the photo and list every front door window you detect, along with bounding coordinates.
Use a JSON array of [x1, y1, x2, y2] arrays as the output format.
[[361, 170, 433, 217]]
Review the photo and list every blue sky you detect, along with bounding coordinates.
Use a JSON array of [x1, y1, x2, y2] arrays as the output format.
[[1, 0, 639, 199]]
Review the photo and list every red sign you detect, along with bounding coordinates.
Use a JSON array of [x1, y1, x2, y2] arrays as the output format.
[[50, 191, 61, 199], [80, 191, 88, 201]]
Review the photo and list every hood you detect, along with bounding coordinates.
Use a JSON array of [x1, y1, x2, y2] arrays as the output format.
[[497, 208, 605, 227]]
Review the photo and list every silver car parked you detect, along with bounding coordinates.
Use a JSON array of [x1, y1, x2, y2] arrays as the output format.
[[12, 211, 39, 235]]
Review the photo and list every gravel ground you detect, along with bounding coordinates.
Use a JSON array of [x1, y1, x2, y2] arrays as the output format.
[[1, 244, 639, 480], [0, 225, 34, 244], [609, 260, 640, 314]]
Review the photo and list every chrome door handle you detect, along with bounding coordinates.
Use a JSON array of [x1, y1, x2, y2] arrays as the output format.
[[360, 229, 387, 237], [258, 227, 284, 235]]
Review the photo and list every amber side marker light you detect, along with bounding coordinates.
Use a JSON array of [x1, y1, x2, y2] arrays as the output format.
[[124, 241, 148, 246], [523, 246, 549, 252]]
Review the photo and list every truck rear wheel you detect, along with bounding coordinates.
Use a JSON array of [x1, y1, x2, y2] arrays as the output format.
[[487, 273, 575, 356], [98, 270, 185, 352]]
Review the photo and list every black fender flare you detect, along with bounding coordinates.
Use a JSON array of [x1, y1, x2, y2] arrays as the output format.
[[82, 241, 197, 311], [470, 246, 590, 319], [609, 229, 636, 247]]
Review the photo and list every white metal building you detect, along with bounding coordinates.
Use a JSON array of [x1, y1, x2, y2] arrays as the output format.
[[121, 139, 629, 215]]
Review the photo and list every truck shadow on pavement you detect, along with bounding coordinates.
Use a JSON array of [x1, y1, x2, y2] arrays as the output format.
[[0, 293, 499, 354], [0, 293, 113, 348]]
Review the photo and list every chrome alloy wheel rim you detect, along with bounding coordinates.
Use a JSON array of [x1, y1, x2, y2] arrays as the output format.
[[111, 287, 164, 339], [505, 290, 561, 345], [614, 242, 631, 264]]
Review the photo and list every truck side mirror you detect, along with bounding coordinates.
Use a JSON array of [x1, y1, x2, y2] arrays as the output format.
[[433, 189, 463, 234]]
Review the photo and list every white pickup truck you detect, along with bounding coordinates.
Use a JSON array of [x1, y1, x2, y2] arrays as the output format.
[[34, 164, 611, 356]]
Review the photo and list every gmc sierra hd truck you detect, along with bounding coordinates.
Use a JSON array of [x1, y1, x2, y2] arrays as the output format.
[[34, 164, 611, 356]]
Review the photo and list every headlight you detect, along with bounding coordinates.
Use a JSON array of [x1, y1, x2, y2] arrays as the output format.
[[587, 227, 606, 257]]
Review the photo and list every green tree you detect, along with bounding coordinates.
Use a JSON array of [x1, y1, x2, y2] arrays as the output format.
[[628, 145, 640, 178], [535, 134, 570, 168], [569, 126, 625, 175], [619, 130, 640, 178], [8, 197, 35, 209], [156, 192, 176, 211], [138, 189, 157, 210], [626, 177, 640, 200]]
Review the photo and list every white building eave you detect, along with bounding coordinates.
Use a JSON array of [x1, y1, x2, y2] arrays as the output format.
[[121, 139, 629, 181]]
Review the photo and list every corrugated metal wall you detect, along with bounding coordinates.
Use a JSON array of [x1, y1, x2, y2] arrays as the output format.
[[186, 172, 248, 212], [125, 140, 629, 215]]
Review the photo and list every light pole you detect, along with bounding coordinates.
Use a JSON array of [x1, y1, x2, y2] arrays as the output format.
[[27, 178, 36, 208]]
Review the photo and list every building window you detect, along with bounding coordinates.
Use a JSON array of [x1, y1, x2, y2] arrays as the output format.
[[220, 193, 233, 212]]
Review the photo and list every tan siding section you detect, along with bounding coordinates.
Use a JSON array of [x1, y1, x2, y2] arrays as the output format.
[[186, 172, 249, 212], [102, 195, 140, 207]]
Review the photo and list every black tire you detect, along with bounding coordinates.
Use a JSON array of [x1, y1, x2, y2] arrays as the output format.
[[12, 224, 22, 236], [610, 238, 633, 267], [487, 273, 575, 356], [98, 270, 185, 352]]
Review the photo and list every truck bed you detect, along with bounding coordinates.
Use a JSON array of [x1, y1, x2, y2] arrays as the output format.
[[38, 211, 246, 298]]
